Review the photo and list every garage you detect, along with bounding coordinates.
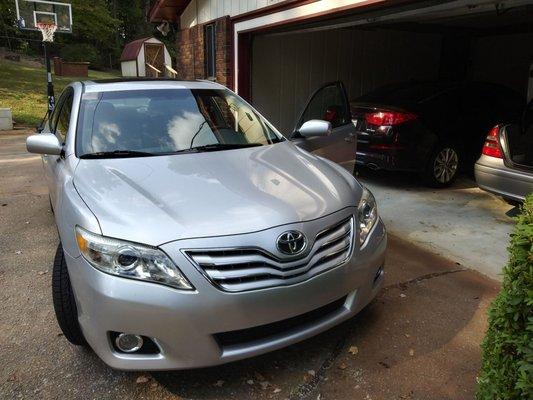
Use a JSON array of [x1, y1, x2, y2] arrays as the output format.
[[229, 0, 533, 278], [248, 0, 533, 138], [122, 0, 531, 277]]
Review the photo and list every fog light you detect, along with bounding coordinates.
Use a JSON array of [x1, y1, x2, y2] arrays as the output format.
[[115, 333, 143, 353]]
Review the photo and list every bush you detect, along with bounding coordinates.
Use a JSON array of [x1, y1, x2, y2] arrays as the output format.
[[477, 195, 533, 399], [60, 43, 98, 65]]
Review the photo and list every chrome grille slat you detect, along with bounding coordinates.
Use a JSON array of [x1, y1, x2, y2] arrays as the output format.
[[186, 216, 354, 292], [204, 238, 351, 281]]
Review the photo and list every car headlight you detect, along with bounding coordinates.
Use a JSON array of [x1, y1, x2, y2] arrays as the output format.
[[75, 226, 193, 290], [357, 187, 378, 247]]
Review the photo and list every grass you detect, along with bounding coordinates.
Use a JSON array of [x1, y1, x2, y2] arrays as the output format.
[[0, 58, 119, 127]]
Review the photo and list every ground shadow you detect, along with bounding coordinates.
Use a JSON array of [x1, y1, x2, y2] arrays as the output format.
[[150, 266, 488, 399], [354, 166, 478, 192]]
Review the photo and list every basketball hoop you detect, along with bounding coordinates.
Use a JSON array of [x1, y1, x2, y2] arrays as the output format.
[[36, 22, 57, 42]]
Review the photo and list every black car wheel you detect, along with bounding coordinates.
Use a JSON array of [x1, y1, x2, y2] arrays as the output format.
[[423, 144, 460, 187], [52, 243, 87, 346]]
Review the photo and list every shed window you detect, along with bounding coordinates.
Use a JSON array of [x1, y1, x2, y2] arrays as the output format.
[[205, 23, 216, 78]]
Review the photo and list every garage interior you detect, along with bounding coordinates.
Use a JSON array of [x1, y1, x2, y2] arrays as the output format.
[[250, 0, 533, 135]]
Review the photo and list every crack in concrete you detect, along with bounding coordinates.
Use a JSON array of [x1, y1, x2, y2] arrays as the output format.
[[288, 332, 347, 400], [383, 268, 468, 291], [288, 268, 467, 399]]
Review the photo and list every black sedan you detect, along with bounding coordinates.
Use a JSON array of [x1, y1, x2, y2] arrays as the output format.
[[351, 81, 525, 187]]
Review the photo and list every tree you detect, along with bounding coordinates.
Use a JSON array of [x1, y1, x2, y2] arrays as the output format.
[[56, 0, 121, 68], [0, 0, 27, 52]]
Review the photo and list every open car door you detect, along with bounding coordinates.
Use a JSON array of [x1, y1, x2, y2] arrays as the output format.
[[292, 81, 356, 172]]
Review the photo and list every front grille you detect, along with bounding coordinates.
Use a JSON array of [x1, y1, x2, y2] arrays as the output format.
[[185, 216, 354, 292], [214, 296, 347, 348]]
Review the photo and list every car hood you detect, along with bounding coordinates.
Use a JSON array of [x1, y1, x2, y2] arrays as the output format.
[[73, 141, 360, 245]]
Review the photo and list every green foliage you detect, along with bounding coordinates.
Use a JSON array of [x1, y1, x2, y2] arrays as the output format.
[[0, 0, 28, 52], [1, 0, 171, 70], [61, 43, 98, 65], [477, 195, 533, 399], [115, 0, 152, 43], [0, 0, 17, 37], [53, 0, 121, 69]]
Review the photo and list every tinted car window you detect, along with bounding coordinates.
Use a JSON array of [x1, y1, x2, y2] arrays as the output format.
[[76, 89, 281, 156], [299, 84, 349, 128], [49, 91, 67, 133], [55, 90, 73, 143], [356, 82, 453, 109]]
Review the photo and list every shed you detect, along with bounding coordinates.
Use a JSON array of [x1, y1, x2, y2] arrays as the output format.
[[120, 37, 175, 78]]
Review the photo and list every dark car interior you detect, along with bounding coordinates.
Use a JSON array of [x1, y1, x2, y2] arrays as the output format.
[[505, 100, 533, 169]]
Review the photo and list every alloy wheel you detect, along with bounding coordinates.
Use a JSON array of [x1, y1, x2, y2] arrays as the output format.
[[433, 147, 459, 184]]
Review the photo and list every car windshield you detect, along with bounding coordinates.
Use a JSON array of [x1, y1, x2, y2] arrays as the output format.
[[76, 88, 283, 157]]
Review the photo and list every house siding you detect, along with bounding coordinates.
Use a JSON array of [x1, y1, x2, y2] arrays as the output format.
[[181, 0, 286, 28]]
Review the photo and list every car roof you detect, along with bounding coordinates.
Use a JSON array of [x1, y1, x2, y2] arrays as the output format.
[[81, 78, 225, 93]]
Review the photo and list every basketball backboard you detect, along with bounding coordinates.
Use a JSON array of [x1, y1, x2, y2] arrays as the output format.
[[15, 0, 72, 33]]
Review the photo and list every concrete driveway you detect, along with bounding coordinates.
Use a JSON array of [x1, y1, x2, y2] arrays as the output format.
[[1, 131, 501, 399], [356, 168, 515, 281]]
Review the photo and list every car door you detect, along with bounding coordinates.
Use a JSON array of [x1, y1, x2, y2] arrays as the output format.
[[41, 90, 66, 198], [291, 81, 357, 172], [43, 87, 74, 208]]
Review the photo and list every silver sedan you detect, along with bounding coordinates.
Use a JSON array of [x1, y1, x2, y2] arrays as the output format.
[[475, 118, 533, 203], [26, 79, 386, 370]]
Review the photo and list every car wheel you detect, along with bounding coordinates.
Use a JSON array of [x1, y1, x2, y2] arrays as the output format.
[[423, 144, 460, 187], [52, 243, 87, 346]]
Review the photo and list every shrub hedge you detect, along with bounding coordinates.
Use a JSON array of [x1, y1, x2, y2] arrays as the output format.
[[476, 195, 533, 399]]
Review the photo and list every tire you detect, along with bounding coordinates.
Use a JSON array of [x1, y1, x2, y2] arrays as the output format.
[[52, 243, 87, 346], [422, 144, 460, 188]]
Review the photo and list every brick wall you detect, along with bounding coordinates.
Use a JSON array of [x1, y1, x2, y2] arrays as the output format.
[[214, 16, 232, 88], [175, 16, 232, 88]]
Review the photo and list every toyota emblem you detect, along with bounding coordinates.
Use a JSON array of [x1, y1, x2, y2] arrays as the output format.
[[277, 230, 307, 255]]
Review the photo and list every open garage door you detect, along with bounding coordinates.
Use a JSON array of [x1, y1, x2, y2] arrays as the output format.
[[251, 0, 533, 133], [249, 0, 532, 184]]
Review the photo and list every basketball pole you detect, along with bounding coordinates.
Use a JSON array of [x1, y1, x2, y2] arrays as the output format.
[[43, 41, 55, 118]]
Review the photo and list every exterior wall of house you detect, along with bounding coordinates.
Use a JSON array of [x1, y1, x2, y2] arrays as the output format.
[[180, 0, 286, 28], [175, 15, 232, 87]]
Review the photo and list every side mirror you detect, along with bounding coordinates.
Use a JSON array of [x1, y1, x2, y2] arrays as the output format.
[[298, 119, 332, 138], [26, 133, 62, 156]]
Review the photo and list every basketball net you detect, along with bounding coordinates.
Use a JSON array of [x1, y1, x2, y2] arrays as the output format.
[[36, 22, 57, 43]]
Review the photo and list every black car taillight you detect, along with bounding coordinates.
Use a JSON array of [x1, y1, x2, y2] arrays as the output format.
[[365, 111, 418, 127]]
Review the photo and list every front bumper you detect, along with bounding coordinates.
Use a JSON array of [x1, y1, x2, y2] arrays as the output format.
[[66, 209, 387, 370], [475, 155, 533, 202]]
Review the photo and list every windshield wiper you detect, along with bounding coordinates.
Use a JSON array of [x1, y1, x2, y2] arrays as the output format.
[[80, 150, 157, 159], [190, 143, 263, 152]]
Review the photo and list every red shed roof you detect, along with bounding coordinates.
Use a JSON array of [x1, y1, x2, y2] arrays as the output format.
[[148, 0, 192, 23], [120, 37, 153, 62]]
